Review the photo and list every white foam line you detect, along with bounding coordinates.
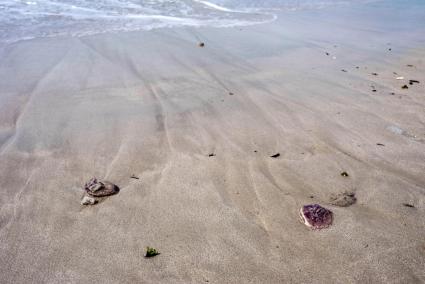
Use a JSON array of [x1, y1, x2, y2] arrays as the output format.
[[192, 0, 239, 13]]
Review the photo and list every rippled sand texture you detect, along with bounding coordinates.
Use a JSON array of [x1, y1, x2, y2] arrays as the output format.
[[0, 1, 424, 283]]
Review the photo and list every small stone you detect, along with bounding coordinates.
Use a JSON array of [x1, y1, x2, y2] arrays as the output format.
[[199, 42, 205, 47], [145, 247, 160, 258], [81, 195, 96, 205]]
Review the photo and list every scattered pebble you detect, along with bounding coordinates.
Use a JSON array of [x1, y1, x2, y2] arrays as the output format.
[[409, 80, 420, 85], [145, 247, 160, 258], [208, 153, 216, 157], [401, 85, 409, 89], [198, 42, 205, 47], [229, 92, 234, 96], [130, 175, 140, 180], [81, 195, 97, 206], [403, 203, 415, 208], [372, 72, 378, 76], [270, 153, 280, 158], [341, 69, 347, 72], [341, 171, 349, 177], [376, 143, 385, 146]]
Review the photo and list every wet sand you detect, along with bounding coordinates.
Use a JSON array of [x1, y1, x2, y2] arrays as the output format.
[[0, 1, 424, 283]]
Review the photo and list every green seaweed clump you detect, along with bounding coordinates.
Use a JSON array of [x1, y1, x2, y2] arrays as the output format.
[[145, 247, 160, 258]]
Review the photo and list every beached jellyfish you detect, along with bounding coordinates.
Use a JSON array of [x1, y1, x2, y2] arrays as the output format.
[[299, 204, 333, 229]]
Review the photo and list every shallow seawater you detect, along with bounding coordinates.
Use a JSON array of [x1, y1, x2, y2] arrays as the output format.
[[0, 0, 379, 44]]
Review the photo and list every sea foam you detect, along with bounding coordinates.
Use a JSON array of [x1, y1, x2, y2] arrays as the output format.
[[0, 0, 372, 43]]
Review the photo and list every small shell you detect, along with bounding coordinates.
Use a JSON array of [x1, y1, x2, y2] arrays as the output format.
[[84, 178, 104, 193], [86, 181, 119, 197]]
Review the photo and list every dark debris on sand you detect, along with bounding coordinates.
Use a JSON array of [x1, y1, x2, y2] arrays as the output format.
[[145, 247, 160, 258], [270, 153, 280, 158], [329, 191, 356, 207]]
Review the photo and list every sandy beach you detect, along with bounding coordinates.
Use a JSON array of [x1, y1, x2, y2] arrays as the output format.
[[1, 1, 424, 283]]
